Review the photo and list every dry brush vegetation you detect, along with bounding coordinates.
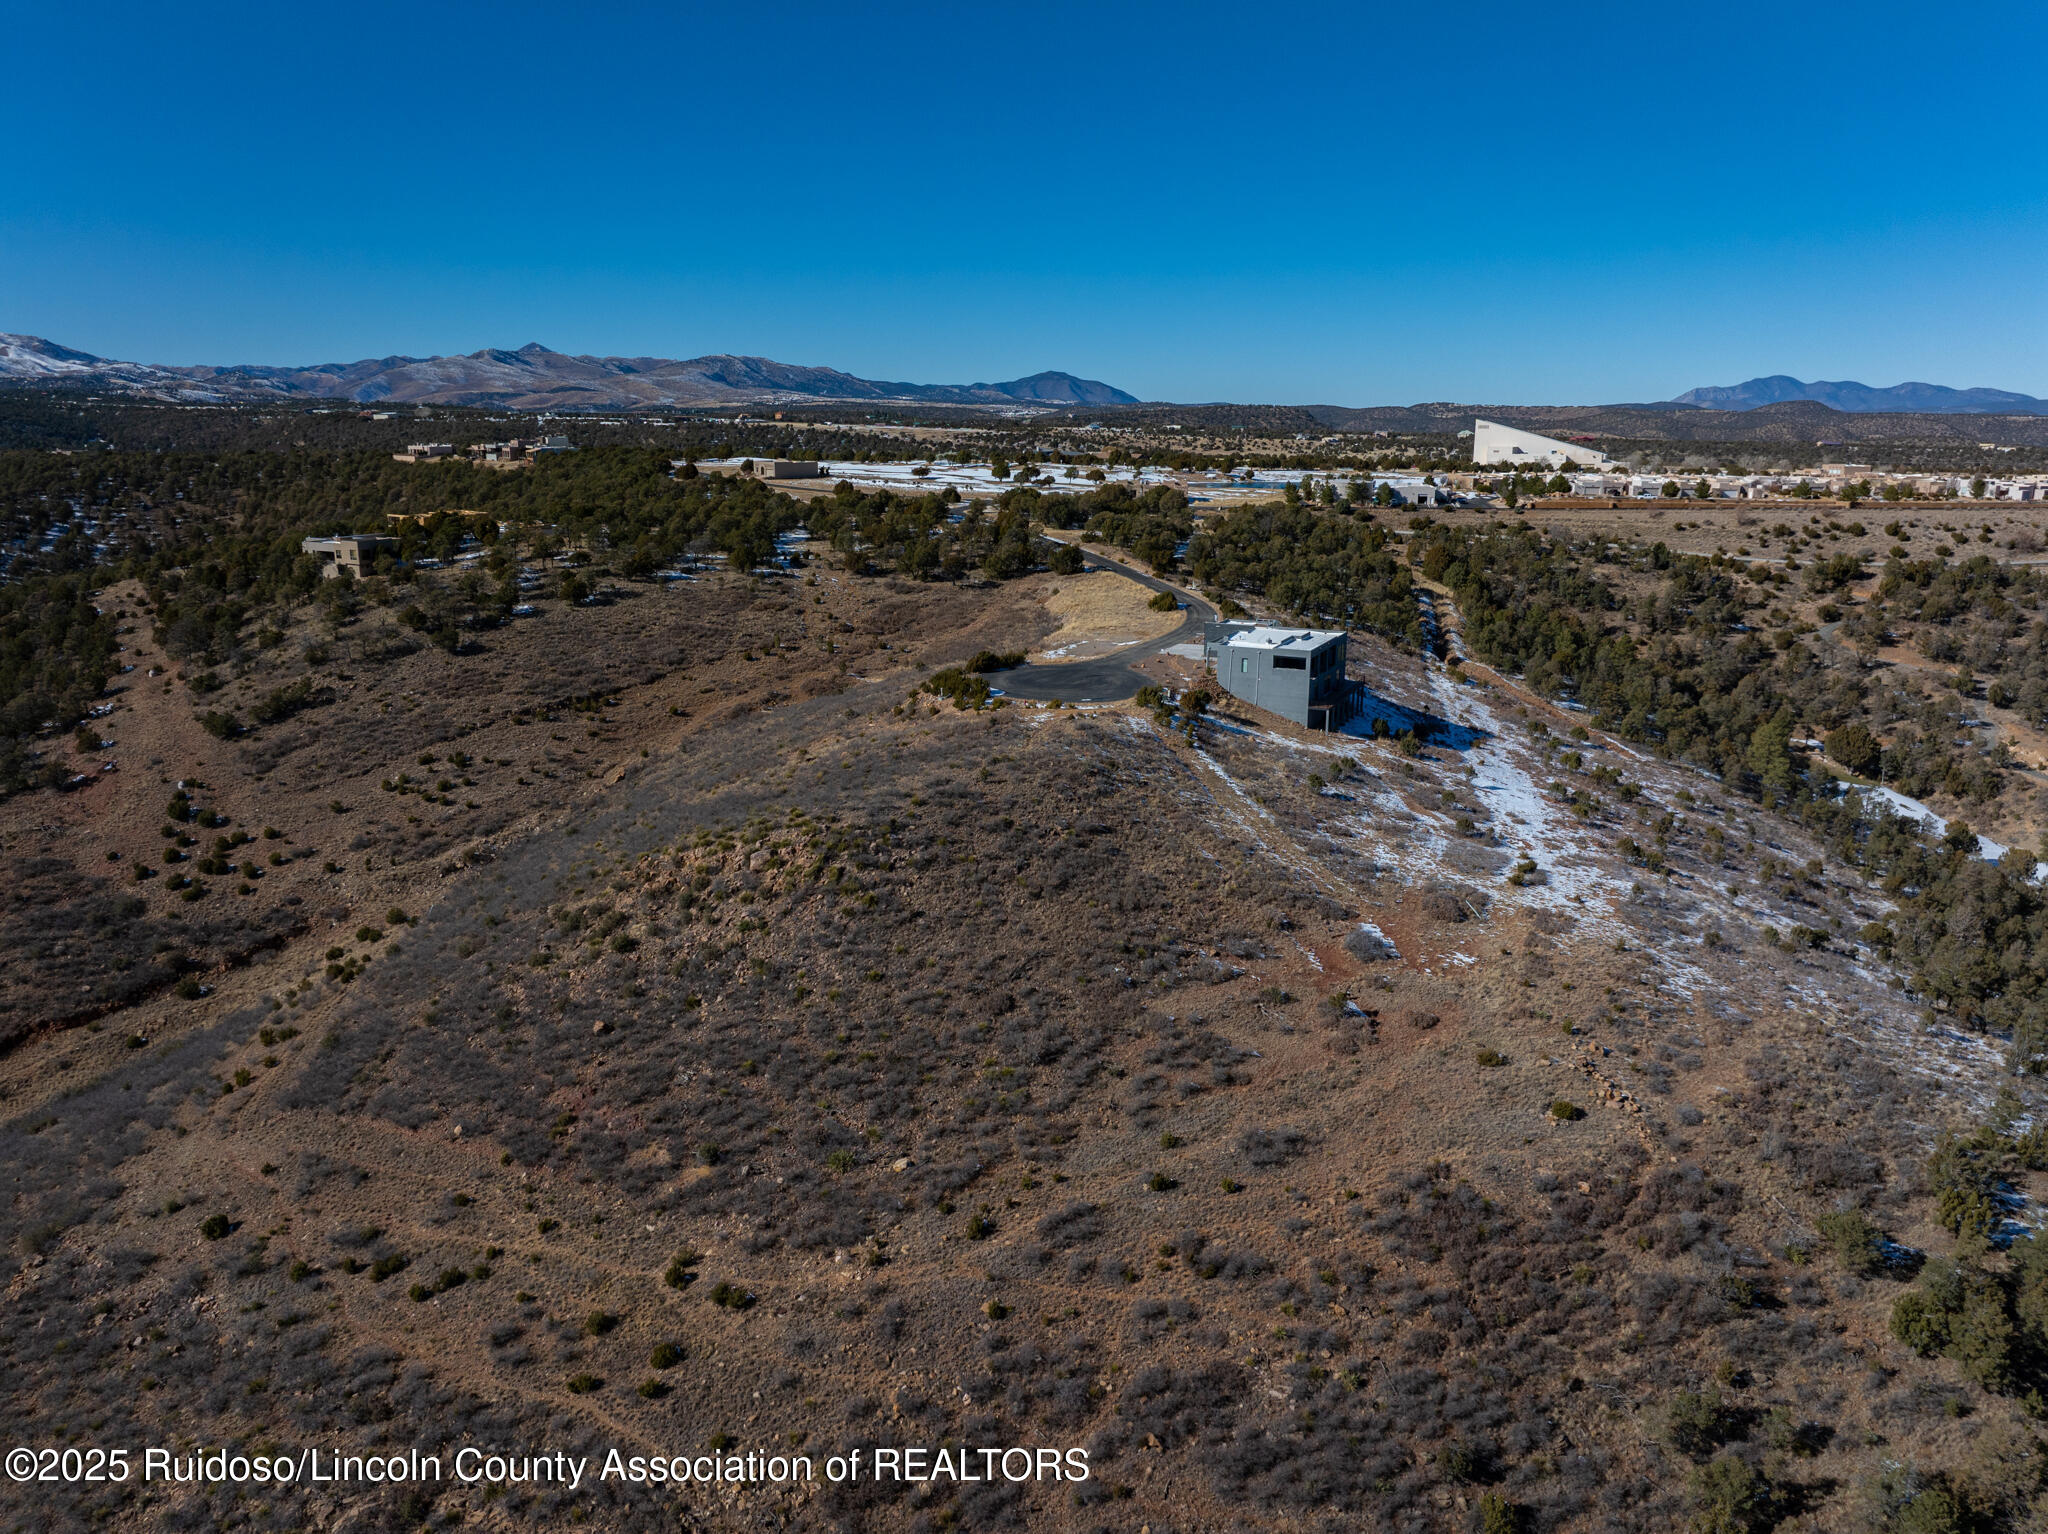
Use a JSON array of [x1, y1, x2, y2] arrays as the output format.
[[12, 418, 2048, 1532]]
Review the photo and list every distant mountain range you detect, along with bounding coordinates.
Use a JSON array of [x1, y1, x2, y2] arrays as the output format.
[[10, 332, 2044, 429], [0, 334, 1138, 412], [1671, 375, 2048, 415]]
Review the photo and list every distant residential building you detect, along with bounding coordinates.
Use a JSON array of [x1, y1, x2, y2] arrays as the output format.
[[393, 442, 454, 463], [1203, 623, 1352, 730], [301, 534, 399, 579], [1373, 477, 1456, 508], [752, 459, 823, 480], [1565, 473, 1630, 497], [532, 435, 575, 455], [1472, 419, 1616, 471], [385, 508, 490, 525]]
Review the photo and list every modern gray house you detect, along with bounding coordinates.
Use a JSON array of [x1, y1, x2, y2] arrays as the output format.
[[1203, 623, 1352, 730]]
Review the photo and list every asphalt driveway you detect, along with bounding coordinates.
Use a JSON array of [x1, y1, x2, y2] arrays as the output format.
[[993, 555, 1215, 703]]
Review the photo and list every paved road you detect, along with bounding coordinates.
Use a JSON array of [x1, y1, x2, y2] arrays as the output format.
[[994, 556, 1215, 704]]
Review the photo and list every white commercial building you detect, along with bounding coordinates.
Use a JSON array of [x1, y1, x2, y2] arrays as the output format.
[[1472, 419, 1615, 471]]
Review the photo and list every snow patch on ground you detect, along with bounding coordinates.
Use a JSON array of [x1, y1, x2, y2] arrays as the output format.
[[1845, 783, 2046, 875], [1158, 592, 2012, 1133], [1800, 985, 2010, 1110], [1425, 670, 1632, 933], [1355, 922, 1399, 959]]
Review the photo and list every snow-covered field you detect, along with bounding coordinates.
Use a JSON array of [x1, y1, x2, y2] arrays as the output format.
[[696, 459, 1177, 497], [1184, 470, 1444, 499], [695, 458, 1449, 506]]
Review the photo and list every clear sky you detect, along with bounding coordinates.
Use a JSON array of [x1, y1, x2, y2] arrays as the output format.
[[6, 0, 2046, 405]]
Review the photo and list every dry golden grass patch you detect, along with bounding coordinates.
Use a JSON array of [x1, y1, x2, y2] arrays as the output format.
[[1031, 567, 1184, 660]]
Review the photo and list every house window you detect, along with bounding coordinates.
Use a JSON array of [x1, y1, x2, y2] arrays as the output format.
[[1240, 657, 1248, 673], [1273, 656, 1306, 671]]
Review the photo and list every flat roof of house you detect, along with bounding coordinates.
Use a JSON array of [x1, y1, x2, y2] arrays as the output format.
[[1222, 626, 1344, 651]]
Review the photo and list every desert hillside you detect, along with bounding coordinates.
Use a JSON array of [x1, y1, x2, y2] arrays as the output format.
[[4, 412, 2048, 1534]]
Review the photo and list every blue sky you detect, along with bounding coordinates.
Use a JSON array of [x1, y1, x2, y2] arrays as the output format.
[[6, 0, 2045, 404]]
